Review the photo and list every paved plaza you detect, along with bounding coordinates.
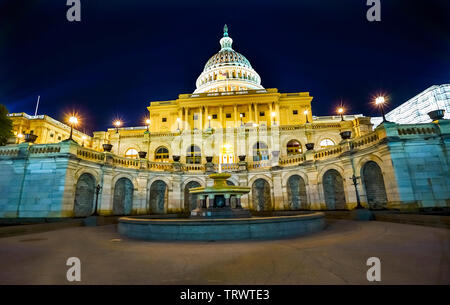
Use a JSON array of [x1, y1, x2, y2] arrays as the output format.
[[0, 220, 449, 285]]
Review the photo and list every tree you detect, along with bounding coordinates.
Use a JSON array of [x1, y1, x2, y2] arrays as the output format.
[[0, 104, 13, 146]]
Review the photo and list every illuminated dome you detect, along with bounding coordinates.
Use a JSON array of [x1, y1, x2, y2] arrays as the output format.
[[194, 25, 264, 94]]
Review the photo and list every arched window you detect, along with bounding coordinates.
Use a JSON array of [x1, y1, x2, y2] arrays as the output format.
[[253, 142, 269, 161], [186, 145, 201, 164], [155, 146, 169, 162], [125, 148, 139, 159], [319, 138, 335, 149], [287, 140, 302, 155]]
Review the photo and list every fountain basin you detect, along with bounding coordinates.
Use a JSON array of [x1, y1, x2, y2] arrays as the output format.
[[118, 212, 325, 241]]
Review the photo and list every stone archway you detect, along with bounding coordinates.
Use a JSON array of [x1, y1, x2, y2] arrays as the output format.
[[251, 178, 271, 211], [74, 173, 96, 217], [322, 169, 346, 210], [287, 175, 308, 210], [184, 181, 201, 212], [113, 178, 134, 215], [149, 180, 168, 214], [362, 161, 388, 209]]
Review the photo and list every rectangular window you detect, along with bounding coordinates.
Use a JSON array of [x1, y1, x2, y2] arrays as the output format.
[[162, 117, 167, 122], [293, 110, 298, 115], [240, 113, 246, 117], [193, 114, 198, 120], [259, 111, 265, 117], [212, 114, 218, 119], [226, 113, 231, 118]]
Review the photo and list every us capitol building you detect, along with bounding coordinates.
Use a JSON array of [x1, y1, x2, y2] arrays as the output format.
[[2, 26, 450, 218]]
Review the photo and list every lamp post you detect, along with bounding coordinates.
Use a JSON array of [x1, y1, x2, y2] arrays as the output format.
[[92, 184, 102, 216], [81, 135, 86, 147], [176, 117, 181, 132], [338, 107, 344, 121], [16, 133, 23, 144], [145, 118, 151, 158], [68, 116, 78, 140], [304, 110, 309, 123], [350, 174, 364, 209], [113, 120, 122, 155], [375, 96, 388, 122]]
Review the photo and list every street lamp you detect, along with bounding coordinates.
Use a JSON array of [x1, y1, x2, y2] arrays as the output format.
[[375, 96, 389, 122], [176, 117, 181, 131], [113, 120, 122, 133], [68, 116, 78, 140], [271, 111, 276, 125], [145, 118, 151, 132], [337, 107, 344, 121], [304, 110, 309, 123], [240, 113, 243, 126], [82, 135, 87, 147]]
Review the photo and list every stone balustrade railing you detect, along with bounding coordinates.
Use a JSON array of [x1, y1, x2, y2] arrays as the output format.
[[396, 125, 438, 136], [112, 156, 140, 168], [76, 147, 104, 161], [29, 145, 62, 154], [148, 161, 173, 171], [313, 146, 344, 160], [248, 160, 271, 169], [217, 163, 240, 171], [279, 154, 306, 166], [0, 147, 19, 157], [182, 164, 205, 172]]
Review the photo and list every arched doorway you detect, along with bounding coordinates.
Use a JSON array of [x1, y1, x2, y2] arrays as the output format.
[[361, 161, 388, 209], [287, 175, 308, 210], [287, 140, 302, 155], [252, 179, 271, 211], [155, 146, 169, 162], [322, 169, 346, 210], [149, 180, 168, 214], [74, 173, 96, 217], [113, 178, 134, 215], [184, 181, 201, 212]]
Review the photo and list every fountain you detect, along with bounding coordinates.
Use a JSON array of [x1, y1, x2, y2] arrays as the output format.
[[190, 173, 251, 218], [118, 172, 325, 241]]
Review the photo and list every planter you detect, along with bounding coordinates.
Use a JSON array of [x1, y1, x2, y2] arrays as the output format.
[[340, 131, 352, 140], [428, 109, 445, 121], [305, 143, 315, 151], [206, 156, 213, 163], [238, 155, 246, 162], [24, 134, 38, 143], [138, 151, 147, 159], [102, 143, 113, 152], [173, 155, 180, 162]]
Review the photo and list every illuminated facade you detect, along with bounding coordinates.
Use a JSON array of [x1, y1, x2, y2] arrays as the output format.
[[1, 25, 449, 219]]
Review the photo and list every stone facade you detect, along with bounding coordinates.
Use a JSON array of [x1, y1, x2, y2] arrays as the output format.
[[1, 120, 449, 218]]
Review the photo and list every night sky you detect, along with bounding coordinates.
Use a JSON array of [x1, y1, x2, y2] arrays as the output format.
[[1, 0, 449, 134]]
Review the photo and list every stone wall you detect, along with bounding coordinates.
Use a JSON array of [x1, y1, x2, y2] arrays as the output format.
[[0, 120, 449, 218]]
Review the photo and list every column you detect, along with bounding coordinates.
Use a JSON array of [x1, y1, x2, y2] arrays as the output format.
[[234, 104, 238, 128], [205, 106, 209, 129], [219, 105, 223, 129], [269, 103, 273, 126], [275, 103, 280, 126], [184, 107, 188, 130], [236, 195, 242, 208], [224, 194, 231, 207], [248, 104, 252, 123], [208, 194, 215, 208], [254, 103, 258, 124]]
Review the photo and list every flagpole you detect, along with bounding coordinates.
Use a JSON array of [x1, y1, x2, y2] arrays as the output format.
[[34, 95, 40, 116]]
